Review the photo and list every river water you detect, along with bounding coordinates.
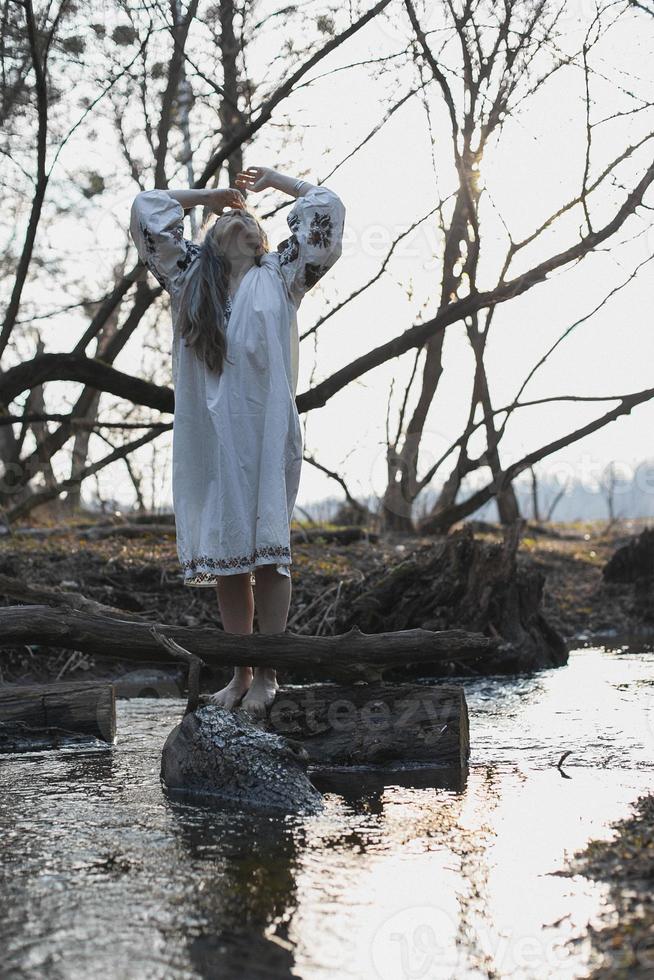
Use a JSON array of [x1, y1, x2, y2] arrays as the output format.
[[1, 645, 652, 980]]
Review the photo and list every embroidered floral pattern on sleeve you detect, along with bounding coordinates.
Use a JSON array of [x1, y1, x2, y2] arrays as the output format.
[[304, 262, 332, 290], [176, 240, 201, 273], [277, 234, 300, 267], [277, 206, 341, 295], [308, 211, 333, 248], [138, 220, 200, 290]]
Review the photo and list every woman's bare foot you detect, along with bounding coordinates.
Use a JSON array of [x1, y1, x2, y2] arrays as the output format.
[[239, 667, 278, 720], [209, 666, 253, 710]]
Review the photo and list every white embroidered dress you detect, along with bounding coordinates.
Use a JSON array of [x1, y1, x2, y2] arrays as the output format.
[[130, 183, 345, 586]]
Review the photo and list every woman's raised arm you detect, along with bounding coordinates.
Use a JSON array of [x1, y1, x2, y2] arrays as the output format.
[[129, 187, 246, 291], [166, 187, 246, 213], [235, 166, 313, 199], [235, 166, 346, 307]]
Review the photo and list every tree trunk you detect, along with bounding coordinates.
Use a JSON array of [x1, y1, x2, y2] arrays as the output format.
[[380, 474, 416, 531], [427, 318, 520, 530], [65, 274, 122, 512], [219, 0, 246, 188], [21, 338, 58, 492], [530, 466, 541, 522]]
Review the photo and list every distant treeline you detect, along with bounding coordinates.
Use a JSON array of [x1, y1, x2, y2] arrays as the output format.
[[296, 459, 654, 525], [83, 459, 654, 526]]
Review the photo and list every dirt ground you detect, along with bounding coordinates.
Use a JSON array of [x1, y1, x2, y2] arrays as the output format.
[[561, 792, 654, 978], [470, 516, 654, 642], [0, 514, 652, 683]]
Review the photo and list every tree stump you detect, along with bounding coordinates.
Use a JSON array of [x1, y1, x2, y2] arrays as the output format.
[[602, 527, 654, 626], [161, 705, 324, 815], [603, 528, 654, 583], [335, 522, 567, 672]]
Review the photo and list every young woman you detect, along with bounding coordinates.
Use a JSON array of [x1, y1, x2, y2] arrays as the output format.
[[130, 166, 346, 717]]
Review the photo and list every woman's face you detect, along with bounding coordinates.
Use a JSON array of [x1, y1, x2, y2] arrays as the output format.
[[211, 209, 265, 258]]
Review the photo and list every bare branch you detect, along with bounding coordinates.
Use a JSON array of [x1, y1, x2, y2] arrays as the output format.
[[419, 385, 654, 532], [297, 157, 654, 413], [194, 0, 394, 188], [304, 452, 369, 515], [4, 425, 171, 524]]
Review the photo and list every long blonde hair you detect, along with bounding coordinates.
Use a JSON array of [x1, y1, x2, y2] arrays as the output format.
[[177, 209, 270, 375]]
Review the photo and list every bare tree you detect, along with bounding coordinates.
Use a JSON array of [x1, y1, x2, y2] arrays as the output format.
[[0, 0, 652, 534], [0, 0, 392, 520], [600, 461, 627, 528], [529, 466, 540, 523], [378, 0, 653, 532]]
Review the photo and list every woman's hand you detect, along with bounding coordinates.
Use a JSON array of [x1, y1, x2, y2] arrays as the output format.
[[234, 166, 277, 193], [236, 167, 313, 199], [205, 187, 246, 215]]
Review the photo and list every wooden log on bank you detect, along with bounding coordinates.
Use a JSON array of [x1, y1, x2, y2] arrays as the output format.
[[291, 526, 378, 545], [0, 680, 116, 753], [0, 605, 497, 681], [0, 572, 149, 622]]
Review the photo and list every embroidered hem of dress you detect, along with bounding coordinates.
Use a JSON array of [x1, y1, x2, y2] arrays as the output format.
[[183, 555, 292, 587], [181, 544, 290, 573]]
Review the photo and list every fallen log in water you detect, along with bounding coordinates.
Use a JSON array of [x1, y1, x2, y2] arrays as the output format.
[[0, 605, 497, 682], [0, 680, 115, 753], [163, 681, 469, 812], [265, 682, 469, 769], [310, 763, 467, 797]]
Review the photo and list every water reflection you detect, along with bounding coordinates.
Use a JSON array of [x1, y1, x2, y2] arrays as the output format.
[[167, 803, 302, 979], [0, 648, 652, 979], [310, 765, 468, 813]]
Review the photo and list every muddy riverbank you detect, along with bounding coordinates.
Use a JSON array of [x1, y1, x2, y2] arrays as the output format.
[[0, 516, 652, 684], [562, 792, 654, 978]]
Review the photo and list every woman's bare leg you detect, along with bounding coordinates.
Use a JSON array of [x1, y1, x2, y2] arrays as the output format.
[[240, 563, 291, 718], [209, 571, 255, 709]]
